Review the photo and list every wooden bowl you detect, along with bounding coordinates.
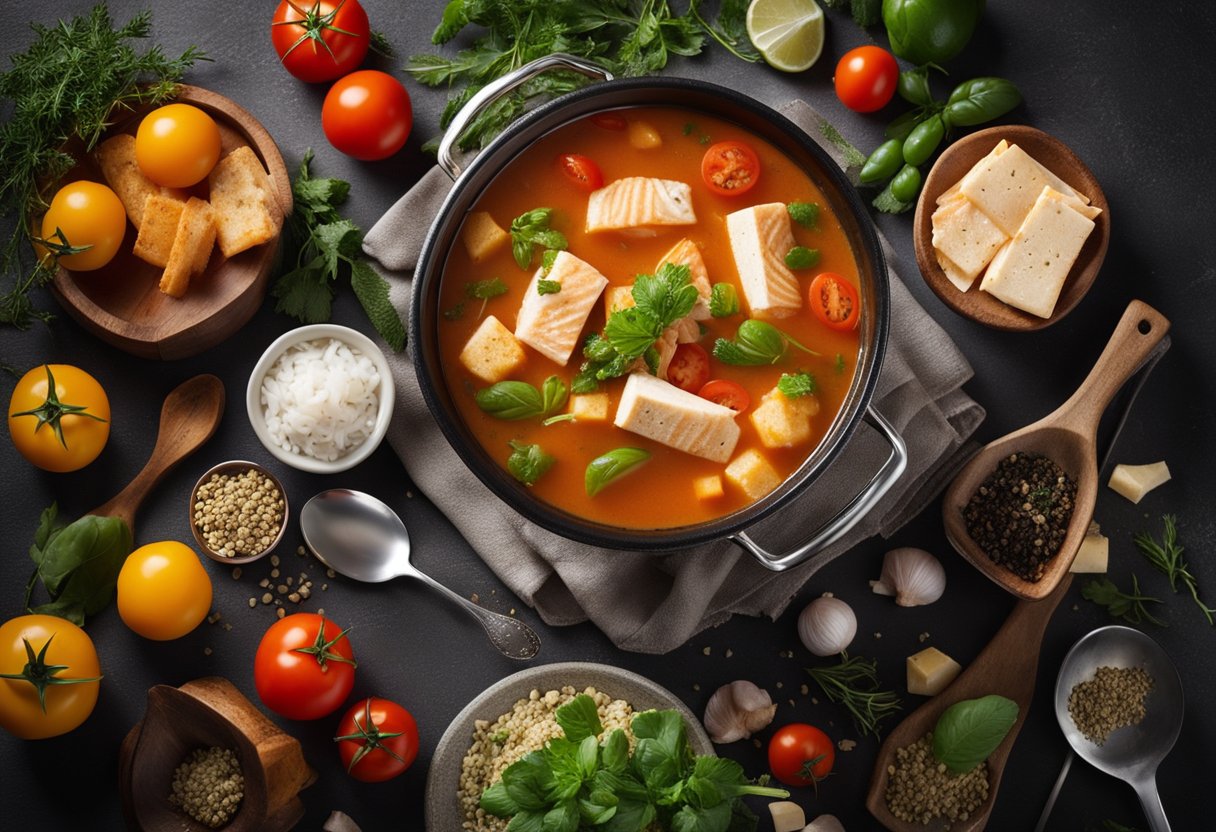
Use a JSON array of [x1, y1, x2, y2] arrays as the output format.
[[118, 677, 315, 832], [49, 85, 292, 360], [913, 125, 1110, 331], [188, 460, 289, 565]]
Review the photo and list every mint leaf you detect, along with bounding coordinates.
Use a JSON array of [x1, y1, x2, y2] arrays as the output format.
[[466, 278, 508, 300], [510, 208, 568, 269], [273, 259, 334, 323], [787, 202, 820, 229], [778, 371, 816, 398], [349, 260, 406, 351], [933, 695, 1019, 774]]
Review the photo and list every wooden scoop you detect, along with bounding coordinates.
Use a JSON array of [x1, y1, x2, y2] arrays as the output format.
[[942, 300, 1170, 600], [92, 374, 225, 529], [865, 575, 1073, 831]]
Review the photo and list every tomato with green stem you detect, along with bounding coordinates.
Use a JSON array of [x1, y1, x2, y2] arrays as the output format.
[[271, 0, 370, 83], [808, 273, 860, 332], [322, 70, 412, 161], [35, 181, 126, 272], [335, 697, 419, 782], [254, 613, 357, 720], [768, 723, 835, 789], [834, 46, 899, 113], [0, 615, 101, 740], [8, 364, 110, 472]]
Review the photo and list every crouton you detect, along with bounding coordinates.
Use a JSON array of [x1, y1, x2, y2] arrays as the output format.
[[459, 315, 526, 383], [132, 194, 184, 267], [725, 449, 782, 500], [694, 475, 724, 501], [159, 197, 216, 298], [208, 146, 279, 257], [461, 211, 509, 263], [569, 394, 609, 422], [94, 134, 183, 229], [604, 285, 635, 318], [750, 388, 820, 448]]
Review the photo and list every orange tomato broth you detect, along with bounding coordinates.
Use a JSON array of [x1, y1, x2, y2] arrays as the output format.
[[436, 107, 861, 529]]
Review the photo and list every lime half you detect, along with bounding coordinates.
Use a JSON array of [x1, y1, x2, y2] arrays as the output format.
[[746, 0, 826, 73]]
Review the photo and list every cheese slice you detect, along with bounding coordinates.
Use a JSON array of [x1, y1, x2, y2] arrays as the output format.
[[961, 144, 1092, 236], [1070, 531, 1109, 573], [768, 802, 806, 832], [1109, 461, 1171, 504], [907, 647, 962, 696], [979, 187, 1095, 318], [514, 251, 608, 366], [726, 203, 802, 318], [935, 249, 977, 292], [585, 177, 696, 234], [613, 373, 741, 462], [931, 196, 1009, 281], [657, 237, 712, 320]]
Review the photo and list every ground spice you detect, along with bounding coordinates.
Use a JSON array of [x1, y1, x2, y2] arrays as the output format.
[[884, 733, 989, 828], [169, 747, 244, 828], [194, 468, 286, 558], [963, 452, 1077, 582], [1068, 665, 1154, 744]]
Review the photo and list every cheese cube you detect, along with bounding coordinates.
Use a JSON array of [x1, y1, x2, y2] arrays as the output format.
[[768, 802, 806, 832], [1108, 461, 1171, 504], [907, 647, 962, 696], [726, 203, 802, 318], [514, 251, 609, 366], [930, 196, 1008, 282], [459, 315, 526, 383], [750, 388, 820, 448], [569, 393, 609, 422], [1070, 531, 1109, 573], [725, 449, 782, 500], [461, 211, 509, 263], [693, 475, 724, 501], [960, 143, 1088, 236], [614, 373, 740, 462], [604, 285, 636, 318]]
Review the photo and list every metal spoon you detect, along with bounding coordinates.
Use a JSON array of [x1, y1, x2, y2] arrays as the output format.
[[300, 489, 541, 660], [1035, 625, 1183, 832]]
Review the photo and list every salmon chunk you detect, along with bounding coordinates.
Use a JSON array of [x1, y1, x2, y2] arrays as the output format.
[[726, 203, 802, 318], [514, 251, 609, 365], [586, 177, 696, 234]]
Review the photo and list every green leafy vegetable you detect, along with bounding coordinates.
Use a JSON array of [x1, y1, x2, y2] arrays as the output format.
[[541, 248, 559, 273], [834, 353, 846, 374], [943, 77, 1023, 127], [778, 372, 817, 398], [807, 653, 902, 738], [1134, 515, 1214, 625], [537, 279, 562, 296], [510, 208, 568, 269], [709, 283, 739, 318], [689, 0, 759, 63], [507, 440, 556, 486], [475, 377, 568, 421], [787, 202, 820, 229], [556, 693, 603, 742], [872, 180, 916, 215], [585, 448, 650, 496], [932, 695, 1019, 774], [897, 67, 933, 106], [23, 503, 133, 626], [273, 150, 407, 349], [713, 320, 819, 366], [784, 246, 820, 270], [443, 303, 466, 320], [1082, 576, 1165, 627]]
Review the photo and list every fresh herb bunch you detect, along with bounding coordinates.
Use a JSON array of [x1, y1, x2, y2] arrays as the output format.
[[480, 693, 788, 832], [24, 503, 133, 626], [407, 0, 756, 152], [806, 652, 902, 737], [1082, 575, 1165, 627], [0, 4, 205, 328], [272, 150, 407, 350], [1134, 515, 1214, 626]]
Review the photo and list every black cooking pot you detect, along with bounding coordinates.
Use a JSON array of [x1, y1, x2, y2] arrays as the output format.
[[410, 55, 907, 571]]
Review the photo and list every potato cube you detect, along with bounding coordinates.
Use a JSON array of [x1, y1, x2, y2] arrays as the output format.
[[569, 393, 609, 422], [461, 211, 509, 263], [693, 475, 724, 501], [133, 194, 184, 268], [907, 647, 962, 696], [459, 315, 525, 383], [604, 285, 635, 318], [750, 388, 820, 449], [725, 449, 781, 500]]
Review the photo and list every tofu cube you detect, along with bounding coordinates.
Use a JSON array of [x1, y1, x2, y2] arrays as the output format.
[[604, 285, 636, 318], [569, 393, 609, 422], [614, 373, 740, 462], [461, 211, 509, 263], [1070, 531, 1109, 573], [693, 475, 724, 501], [459, 315, 526, 383], [750, 388, 820, 448], [725, 449, 782, 500], [907, 647, 962, 696], [1108, 461, 1171, 504], [726, 203, 802, 318]]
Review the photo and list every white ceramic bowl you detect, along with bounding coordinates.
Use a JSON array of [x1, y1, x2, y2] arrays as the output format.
[[246, 324, 395, 474]]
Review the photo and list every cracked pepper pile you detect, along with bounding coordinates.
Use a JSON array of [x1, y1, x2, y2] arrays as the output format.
[[884, 733, 989, 828], [1068, 665, 1154, 744], [169, 746, 244, 828]]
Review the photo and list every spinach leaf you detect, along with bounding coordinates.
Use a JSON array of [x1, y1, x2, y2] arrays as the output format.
[[507, 441, 556, 486], [476, 377, 567, 421], [510, 208, 568, 269], [932, 694, 1019, 774], [943, 77, 1022, 127], [709, 283, 738, 318], [25, 506, 132, 626], [585, 448, 650, 497]]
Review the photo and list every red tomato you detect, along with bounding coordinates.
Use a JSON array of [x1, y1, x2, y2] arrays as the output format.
[[271, 0, 370, 83], [701, 141, 761, 196], [322, 70, 412, 161], [768, 723, 835, 788], [335, 697, 420, 782], [254, 613, 356, 720], [834, 46, 899, 113], [697, 379, 750, 413], [667, 343, 710, 392], [589, 113, 627, 131], [556, 154, 604, 191], [808, 272, 861, 331]]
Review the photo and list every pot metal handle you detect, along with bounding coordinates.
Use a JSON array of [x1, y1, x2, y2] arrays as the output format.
[[436, 53, 615, 180], [729, 406, 908, 573]]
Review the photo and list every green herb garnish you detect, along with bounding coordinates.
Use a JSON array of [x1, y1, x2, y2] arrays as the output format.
[[475, 376, 568, 421], [834, 353, 846, 374], [709, 283, 739, 318], [787, 202, 820, 229], [509, 207, 567, 269], [784, 246, 820, 270], [540, 248, 559, 273], [932, 695, 1019, 774], [1082, 576, 1165, 627], [713, 319, 819, 366], [463, 277, 508, 318], [23, 502, 133, 625], [807, 653, 901, 738], [507, 440, 556, 486], [585, 448, 650, 496], [778, 372, 817, 399], [536, 279, 561, 295], [689, 0, 760, 63], [443, 303, 466, 320], [1134, 515, 1214, 625]]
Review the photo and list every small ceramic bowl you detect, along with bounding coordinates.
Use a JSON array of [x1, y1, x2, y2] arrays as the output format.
[[189, 460, 289, 565], [246, 324, 395, 474]]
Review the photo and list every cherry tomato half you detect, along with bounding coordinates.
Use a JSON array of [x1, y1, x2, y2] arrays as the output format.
[[271, 0, 370, 83], [254, 613, 356, 720], [666, 343, 711, 392], [135, 104, 222, 188], [768, 723, 835, 788], [322, 70, 412, 161], [834, 46, 899, 113], [589, 113, 627, 131], [556, 153, 604, 191], [701, 141, 761, 196], [335, 697, 420, 782], [36, 182, 126, 272], [697, 379, 751, 413], [808, 272, 860, 331]]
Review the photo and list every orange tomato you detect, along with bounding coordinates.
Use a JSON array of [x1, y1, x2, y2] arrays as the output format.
[[135, 103, 222, 187], [117, 541, 212, 640], [8, 364, 110, 472], [0, 615, 101, 740], [36, 181, 126, 271]]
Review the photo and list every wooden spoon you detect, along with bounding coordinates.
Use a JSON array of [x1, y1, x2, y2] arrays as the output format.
[[865, 575, 1073, 831], [91, 374, 225, 530], [942, 300, 1170, 600]]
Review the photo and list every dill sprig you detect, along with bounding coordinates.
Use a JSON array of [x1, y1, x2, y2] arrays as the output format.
[[1134, 515, 1214, 626], [0, 4, 205, 328], [806, 652, 902, 738], [1082, 575, 1165, 627]]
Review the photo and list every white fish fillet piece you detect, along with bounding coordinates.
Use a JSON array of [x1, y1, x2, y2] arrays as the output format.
[[726, 203, 802, 318], [514, 251, 609, 366], [586, 177, 696, 234], [657, 237, 712, 320], [614, 373, 741, 463]]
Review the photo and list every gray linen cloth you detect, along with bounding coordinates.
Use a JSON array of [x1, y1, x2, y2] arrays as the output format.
[[362, 101, 984, 654]]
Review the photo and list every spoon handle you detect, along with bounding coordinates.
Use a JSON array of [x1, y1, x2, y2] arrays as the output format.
[[407, 567, 541, 661], [1132, 774, 1171, 832], [1033, 750, 1073, 832]]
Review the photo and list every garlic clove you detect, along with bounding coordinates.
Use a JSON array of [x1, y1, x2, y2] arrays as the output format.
[[702, 680, 777, 744], [803, 815, 846, 832], [871, 547, 946, 607], [797, 596, 857, 657]]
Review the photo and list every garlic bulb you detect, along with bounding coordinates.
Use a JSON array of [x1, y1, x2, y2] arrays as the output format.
[[702, 680, 777, 743], [797, 596, 857, 656], [870, 547, 946, 607]]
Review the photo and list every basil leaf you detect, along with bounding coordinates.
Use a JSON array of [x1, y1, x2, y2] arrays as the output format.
[[510, 207, 568, 269], [601, 729, 629, 773], [481, 782, 520, 818], [507, 809, 546, 832], [885, 108, 925, 141], [507, 441, 555, 486], [709, 283, 738, 318], [784, 246, 820, 270], [543, 799, 579, 832], [585, 448, 650, 497], [786, 201, 819, 229], [26, 511, 131, 625], [556, 693, 603, 742], [537, 279, 561, 295], [898, 67, 933, 106], [943, 77, 1022, 127], [712, 320, 788, 365], [540, 376, 568, 416], [29, 502, 62, 565], [933, 695, 1019, 774], [777, 371, 816, 398], [577, 735, 600, 780], [671, 802, 731, 832], [502, 753, 553, 811], [466, 277, 508, 300], [476, 382, 544, 420]]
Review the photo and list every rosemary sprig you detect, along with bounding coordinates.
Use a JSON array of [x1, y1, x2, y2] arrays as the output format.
[[1134, 515, 1214, 625], [806, 652, 901, 738], [1082, 575, 1165, 627]]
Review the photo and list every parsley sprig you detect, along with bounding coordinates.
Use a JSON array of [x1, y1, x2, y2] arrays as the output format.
[[1134, 515, 1214, 625], [1082, 575, 1165, 627]]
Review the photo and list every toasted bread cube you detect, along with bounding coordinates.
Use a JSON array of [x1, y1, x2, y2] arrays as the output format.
[[750, 388, 820, 449], [460, 315, 526, 383], [569, 393, 609, 422], [604, 285, 636, 318], [694, 475, 724, 501], [461, 211, 509, 263], [159, 197, 216, 298], [725, 449, 781, 500], [208, 146, 279, 257], [95, 134, 183, 229], [132, 194, 184, 267]]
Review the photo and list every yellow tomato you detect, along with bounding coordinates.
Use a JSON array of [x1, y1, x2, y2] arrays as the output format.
[[8, 364, 110, 472], [36, 181, 126, 271], [117, 541, 213, 641], [0, 615, 101, 740], [135, 103, 222, 187]]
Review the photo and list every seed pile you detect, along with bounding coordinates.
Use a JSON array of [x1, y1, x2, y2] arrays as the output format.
[[169, 747, 244, 829], [194, 468, 285, 558], [884, 734, 989, 828], [1068, 665, 1154, 745], [963, 452, 1077, 582]]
